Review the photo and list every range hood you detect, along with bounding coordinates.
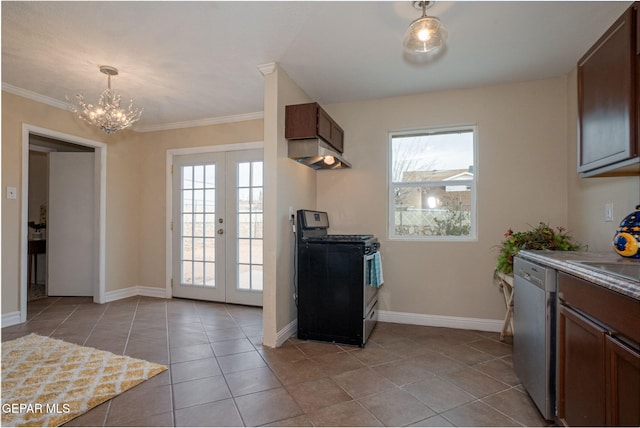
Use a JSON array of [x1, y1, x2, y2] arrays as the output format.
[[288, 139, 351, 170]]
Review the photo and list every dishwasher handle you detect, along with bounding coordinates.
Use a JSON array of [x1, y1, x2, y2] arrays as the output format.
[[514, 257, 557, 292]]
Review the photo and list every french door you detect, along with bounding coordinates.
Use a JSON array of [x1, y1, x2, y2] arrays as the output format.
[[172, 150, 263, 306]]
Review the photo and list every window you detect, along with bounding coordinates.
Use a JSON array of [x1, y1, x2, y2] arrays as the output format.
[[389, 126, 476, 240]]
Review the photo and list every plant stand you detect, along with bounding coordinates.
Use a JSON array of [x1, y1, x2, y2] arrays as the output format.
[[495, 272, 514, 341]]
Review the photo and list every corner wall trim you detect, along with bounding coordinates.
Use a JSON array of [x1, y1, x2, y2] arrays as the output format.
[[275, 318, 297, 347], [2, 311, 22, 328], [377, 310, 503, 333]]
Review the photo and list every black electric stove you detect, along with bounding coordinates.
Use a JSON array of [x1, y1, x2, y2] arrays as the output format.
[[295, 210, 381, 347]]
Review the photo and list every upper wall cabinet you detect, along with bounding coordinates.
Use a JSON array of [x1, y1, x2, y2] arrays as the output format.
[[285, 102, 344, 154], [578, 3, 640, 177]]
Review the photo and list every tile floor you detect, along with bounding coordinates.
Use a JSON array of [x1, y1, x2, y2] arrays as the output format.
[[1, 296, 549, 427]]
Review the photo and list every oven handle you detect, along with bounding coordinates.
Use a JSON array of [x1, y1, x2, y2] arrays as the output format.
[[364, 252, 376, 286]]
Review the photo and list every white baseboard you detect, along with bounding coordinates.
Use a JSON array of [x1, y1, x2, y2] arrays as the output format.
[[103, 285, 169, 303], [276, 318, 297, 347], [2, 311, 22, 328], [137, 286, 171, 299], [378, 310, 503, 333]]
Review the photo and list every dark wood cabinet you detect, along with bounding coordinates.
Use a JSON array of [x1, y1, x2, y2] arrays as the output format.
[[285, 102, 344, 153], [557, 272, 640, 426], [578, 4, 639, 177], [557, 304, 607, 426], [605, 335, 640, 426]]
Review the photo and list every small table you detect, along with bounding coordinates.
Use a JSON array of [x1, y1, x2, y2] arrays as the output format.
[[28, 239, 46, 289], [495, 271, 514, 341]]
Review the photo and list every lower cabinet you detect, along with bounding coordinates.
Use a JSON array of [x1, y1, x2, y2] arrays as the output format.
[[557, 305, 606, 426], [557, 272, 640, 427], [605, 335, 640, 426]]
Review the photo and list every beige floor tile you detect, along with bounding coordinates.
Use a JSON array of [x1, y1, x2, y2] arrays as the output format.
[[402, 374, 476, 413], [441, 400, 521, 427], [234, 387, 303, 426], [172, 375, 231, 409], [308, 401, 383, 427], [440, 366, 511, 398], [408, 414, 456, 427], [482, 387, 549, 426], [286, 377, 352, 412], [217, 350, 266, 374], [373, 357, 435, 386], [474, 357, 520, 386], [331, 367, 396, 399], [170, 356, 221, 383], [7, 297, 544, 427], [174, 398, 243, 427], [359, 387, 435, 426], [224, 366, 282, 397], [270, 358, 329, 385]]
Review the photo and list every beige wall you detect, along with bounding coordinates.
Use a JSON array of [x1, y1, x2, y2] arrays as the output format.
[[319, 77, 571, 320], [262, 64, 316, 346], [1, 91, 140, 315], [5, 69, 637, 332], [136, 120, 264, 291], [565, 68, 640, 251]]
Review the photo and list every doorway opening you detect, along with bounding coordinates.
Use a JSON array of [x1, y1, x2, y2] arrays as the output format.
[[28, 137, 95, 302], [20, 125, 106, 323]]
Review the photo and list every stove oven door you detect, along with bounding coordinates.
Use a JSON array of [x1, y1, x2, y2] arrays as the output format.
[[363, 252, 379, 344]]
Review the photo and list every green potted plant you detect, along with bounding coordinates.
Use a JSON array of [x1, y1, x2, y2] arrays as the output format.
[[496, 222, 582, 275]]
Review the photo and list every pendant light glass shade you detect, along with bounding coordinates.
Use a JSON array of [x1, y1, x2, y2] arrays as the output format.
[[403, 2, 447, 54]]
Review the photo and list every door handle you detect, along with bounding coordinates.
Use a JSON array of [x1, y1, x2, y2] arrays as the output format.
[[217, 228, 224, 235]]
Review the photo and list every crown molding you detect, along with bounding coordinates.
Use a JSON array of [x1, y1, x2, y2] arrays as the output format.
[[257, 62, 277, 76], [3, 82, 264, 133], [2, 83, 69, 110], [133, 111, 264, 132]]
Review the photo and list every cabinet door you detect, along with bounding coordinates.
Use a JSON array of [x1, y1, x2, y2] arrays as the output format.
[[285, 103, 318, 140], [605, 335, 640, 426], [578, 7, 636, 173], [317, 107, 333, 144], [331, 122, 344, 153], [557, 304, 607, 426]]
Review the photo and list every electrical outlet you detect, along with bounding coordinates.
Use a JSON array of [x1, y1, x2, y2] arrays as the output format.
[[289, 206, 294, 218], [604, 203, 613, 222]]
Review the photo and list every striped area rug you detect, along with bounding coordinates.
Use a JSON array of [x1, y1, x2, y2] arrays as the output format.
[[1, 333, 167, 427]]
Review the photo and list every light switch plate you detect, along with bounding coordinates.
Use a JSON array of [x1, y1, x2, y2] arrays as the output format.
[[604, 202, 613, 222], [7, 187, 17, 200]]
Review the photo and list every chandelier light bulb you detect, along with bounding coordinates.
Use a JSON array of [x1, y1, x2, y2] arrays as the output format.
[[418, 28, 431, 42]]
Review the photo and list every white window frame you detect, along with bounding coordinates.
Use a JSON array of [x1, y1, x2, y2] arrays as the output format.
[[388, 125, 478, 241]]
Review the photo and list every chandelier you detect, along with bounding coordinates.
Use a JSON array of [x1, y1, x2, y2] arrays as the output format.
[[403, 1, 447, 54], [69, 65, 143, 134]]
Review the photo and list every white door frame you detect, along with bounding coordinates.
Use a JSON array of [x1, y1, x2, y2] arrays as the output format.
[[165, 142, 264, 301], [20, 124, 107, 322]]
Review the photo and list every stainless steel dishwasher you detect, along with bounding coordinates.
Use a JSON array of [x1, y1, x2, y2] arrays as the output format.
[[513, 256, 557, 421]]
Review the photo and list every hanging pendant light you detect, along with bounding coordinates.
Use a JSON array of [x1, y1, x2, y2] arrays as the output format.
[[403, 1, 447, 54], [68, 65, 143, 134]]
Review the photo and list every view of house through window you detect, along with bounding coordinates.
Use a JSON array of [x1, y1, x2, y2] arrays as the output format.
[[390, 127, 476, 239]]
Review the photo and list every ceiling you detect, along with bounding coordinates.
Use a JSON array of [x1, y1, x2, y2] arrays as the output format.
[[1, 1, 632, 132]]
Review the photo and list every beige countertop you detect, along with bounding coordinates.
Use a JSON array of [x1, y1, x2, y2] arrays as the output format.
[[517, 250, 640, 301]]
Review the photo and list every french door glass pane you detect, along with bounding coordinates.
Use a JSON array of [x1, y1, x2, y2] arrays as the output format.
[[181, 164, 217, 287], [236, 161, 263, 292]]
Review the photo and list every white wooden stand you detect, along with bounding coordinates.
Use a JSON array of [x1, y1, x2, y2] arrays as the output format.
[[495, 272, 514, 341]]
